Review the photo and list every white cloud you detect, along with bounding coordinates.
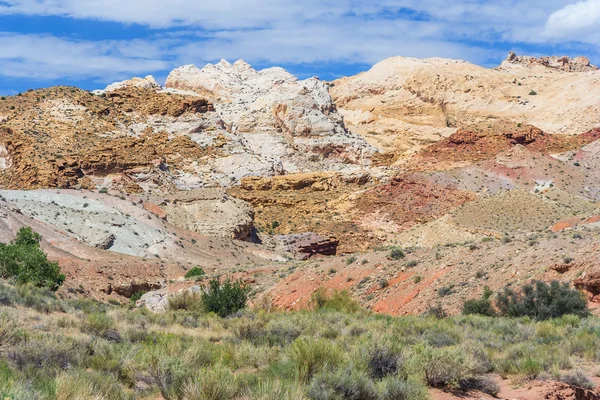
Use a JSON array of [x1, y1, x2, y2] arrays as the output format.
[[544, 0, 600, 43], [0, 0, 576, 32], [174, 18, 497, 66], [0, 0, 597, 86], [0, 33, 171, 80]]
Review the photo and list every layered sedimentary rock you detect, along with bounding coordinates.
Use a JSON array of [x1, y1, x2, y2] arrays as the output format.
[[331, 53, 600, 158], [158, 189, 255, 240]]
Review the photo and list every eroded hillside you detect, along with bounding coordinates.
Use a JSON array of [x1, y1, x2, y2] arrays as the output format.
[[0, 53, 599, 316]]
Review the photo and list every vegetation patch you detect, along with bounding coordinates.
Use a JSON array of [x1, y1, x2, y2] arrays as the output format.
[[0, 227, 65, 289]]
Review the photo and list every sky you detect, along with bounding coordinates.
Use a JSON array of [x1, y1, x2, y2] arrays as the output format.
[[0, 0, 599, 95]]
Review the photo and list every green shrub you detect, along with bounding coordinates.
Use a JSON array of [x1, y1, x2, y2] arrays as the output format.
[[422, 348, 469, 387], [495, 352, 543, 379], [307, 367, 378, 400], [426, 303, 447, 319], [232, 317, 267, 343], [0, 283, 64, 313], [168, 290, 203, 312], [423, 328, 461, 348], [0, 313, 18, 349], [458, 376, 500, 396], [246, 379, 305, 400], [147, 355, 188, 399], [182, 365, 240, 400], [202, 277, 249, 317], [438, 285, 454, 297], [368, 346, 400, 379], [264, 318, 302, 346], [346, 255, 357, 265], [310, 288, 361, 313], [185, 267, 205, 279], [0, 227, 65, 289], [462, 286, 496, 317], [378, 378, 429, 400], [84, 313, 114, 337], [288, 338, 343, 382], [389, 247, 405, 260], [496, 281, 589, 320], [55, 369, 129, 400], [560, 370, 595, 389], [8, 336, 87, 372], [130, 291, 145, 303]]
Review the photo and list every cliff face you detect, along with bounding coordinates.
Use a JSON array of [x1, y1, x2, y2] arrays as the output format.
[[165, 59, 376, 169]]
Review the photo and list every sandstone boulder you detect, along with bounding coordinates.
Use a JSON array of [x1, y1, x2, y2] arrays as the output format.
[[113, 281, 162, 298], [137, 286, 202, 312]]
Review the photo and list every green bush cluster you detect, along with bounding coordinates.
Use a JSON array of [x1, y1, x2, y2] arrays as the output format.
[[310, 287, 361, 313], [184, 267, 206, 279], [462, 286, 496, 317], [0, 227, 65, 289], [389, 247, 405, 260], [202, 277, 250, 317], [463, 281, 589, 321], [496, 281, 589, 320]]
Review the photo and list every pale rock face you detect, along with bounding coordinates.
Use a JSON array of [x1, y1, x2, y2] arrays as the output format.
[[0, 189, 176, 258], [137, 286, 202, 313], [500, 51, 598, 73], [331, 55, 600, 157], [165, 59, 376, 168], [0, 145, 12, 169], [158, 189, 255, 240], [0, 189, 255, 256], [95, 75, 161, 94]]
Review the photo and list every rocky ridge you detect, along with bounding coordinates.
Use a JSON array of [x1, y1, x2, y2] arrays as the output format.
[[500, 51, 598, 72], [0, 53, 600, 316], [331, 52, 600, 159], [165, 59, 376, 170]]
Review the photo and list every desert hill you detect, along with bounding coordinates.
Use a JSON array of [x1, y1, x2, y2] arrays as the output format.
[[330, 53, 600, 156], [0, 52, 598, 317]]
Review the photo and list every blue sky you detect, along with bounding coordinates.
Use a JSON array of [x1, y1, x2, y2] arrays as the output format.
[[0, 0, 599, 95]]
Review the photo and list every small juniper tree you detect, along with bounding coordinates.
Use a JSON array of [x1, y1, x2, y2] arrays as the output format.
[[202, 277, 250, 317], [0, 227, 65, 289]]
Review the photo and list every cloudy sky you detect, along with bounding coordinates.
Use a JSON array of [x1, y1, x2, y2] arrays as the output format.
[[0, 0, 598, 94]]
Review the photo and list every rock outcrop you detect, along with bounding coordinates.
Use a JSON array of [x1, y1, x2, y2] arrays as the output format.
[[574, 272, 600, 303], [331, 55, 600, 158], [415, 122, 598, 166], [273, 232, 339, 259], [0, 189, 181, 258], [165, 59, 375, 167], [500, 51, 598, 72], [158, 189, 255, 240], [95, 75, 162, 93]]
